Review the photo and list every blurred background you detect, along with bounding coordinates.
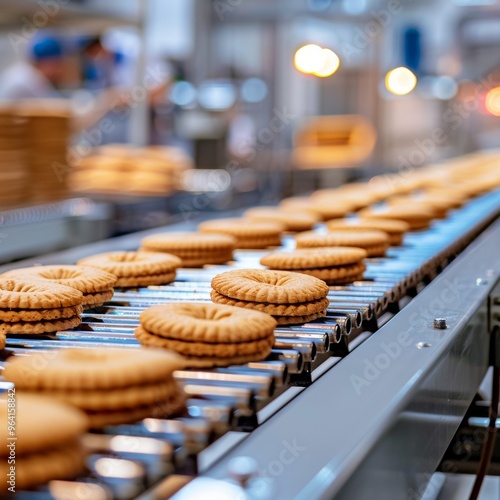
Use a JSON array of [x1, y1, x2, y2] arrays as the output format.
[[0, 0, 499, 261]]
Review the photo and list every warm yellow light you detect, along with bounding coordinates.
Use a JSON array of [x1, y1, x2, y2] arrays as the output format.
[[485, 87, 500, 116], [385, 67, 417, 96], [313, 49, 340, 77], [294, 44, 324, 74]]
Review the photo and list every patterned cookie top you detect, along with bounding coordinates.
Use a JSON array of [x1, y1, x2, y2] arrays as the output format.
[[198, 218, 284, 237], [2, 265, 117, 293], [211, 269, 329, 304], [260, 247, 367, 270], [141, 232, 236, 252], [3, 347, 185, 390], [326, 218, 409, 234], [140, 302, 276, 343], [295, 229, 389, 249], [0, 393, 88, 456], [0, 278, 83, 309], [77, 251, 181, 277]]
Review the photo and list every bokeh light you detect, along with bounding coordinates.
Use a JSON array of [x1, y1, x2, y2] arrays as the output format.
[[313, 48, 340, 77], [294, 44, 324, 74], [485, 87, 500, 116], [294, 45, 340, 78], [385, 66, 418, 96]]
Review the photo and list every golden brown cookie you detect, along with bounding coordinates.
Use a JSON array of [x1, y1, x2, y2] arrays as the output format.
[[326, 218, 409, 243], [0, 394, 88, 456], [3, 347, 185, 390], [81, 290, 114, 307], [210, 290, 329, 316], [295, 230, 389, 257], [0, 441, 86, 492], [198, 218, 283, 249], [115, 272, 176, 287], [260, 247, 367, 270], [0, 279, 83, 309], [359, 206, 435, 230], [0, 334, 5, 350], [274, 310, 327, 325], [77, 251, 181, 278], [141, 232, 236, 254], [387, 198, 447, 218], [297, 262, 365, 284], [211, 269, 329, 304], [46, 379, 181, 411], [0, 315, 81, 334], [180, 351, 272, 368], [139, 302, 277, 343], [244, 207, 318, 232], [1, 265, 117, 293], [0, 304, 83, 322], [135, 326, 274, 357], [180, 252, 234, 267]]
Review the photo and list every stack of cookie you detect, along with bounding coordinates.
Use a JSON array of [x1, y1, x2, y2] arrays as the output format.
[[0, 278, 83, 336], [243, 207, 318, 232], [141, 232, 236, 267], [260, 247, 367, 285], [296, 229, 389, 257], [135, 302, 277, 367], [279, 197, 355, 221], [3, 348, 186, 429], [69, 144, 192, 197], [2, 265, 117, 310], [210, 269, 330, 325], [199, 218, 284, 249], [0, 104, 28, 208], [18, 99, 71, 203], [77, 251, 181, 287], [0, 394, 88, 493], [326, 218, 409, 246], [359, 205, 436, 231]]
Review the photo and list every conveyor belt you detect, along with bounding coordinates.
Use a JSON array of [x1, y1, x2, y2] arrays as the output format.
[[1, 190, 499, 499]]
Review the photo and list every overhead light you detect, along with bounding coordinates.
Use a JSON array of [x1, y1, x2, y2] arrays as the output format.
[[240, 78, 268, 103], [170, 81, 197, 107], [385, 67, 417, 96], [485, 87, 500, 116], [294, 44, 324, 74], [198, 80, 236, 111], [313, 49, 340, 77], [294, 44, 341, 78]]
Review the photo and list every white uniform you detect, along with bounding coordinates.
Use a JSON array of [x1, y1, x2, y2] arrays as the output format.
[[0, 62, 58, 100]]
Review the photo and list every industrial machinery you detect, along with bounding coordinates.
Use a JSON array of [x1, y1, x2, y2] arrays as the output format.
[[0, 189, 499, 499]]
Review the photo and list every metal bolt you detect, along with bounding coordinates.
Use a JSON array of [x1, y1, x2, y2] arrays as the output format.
[[433, 318, 447, 329]]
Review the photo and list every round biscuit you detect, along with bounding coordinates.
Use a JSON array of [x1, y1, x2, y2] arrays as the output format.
[[210, 290, 330, 317], [211, 269, 329, 304], [139, 302, 276, 343], [0, 394, 88, 456], [141, 232, 236, 252], [274, 310, 328, 325], [3, 347, 185, 390], [135, 326, 274, 357], [0, 304, 83, 322], [260, 247, 367, 270], [77, 251, 181, 278], [0, 315, 81, 334], [1, 265, 117, 293], [0, 279, 83, 309]]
